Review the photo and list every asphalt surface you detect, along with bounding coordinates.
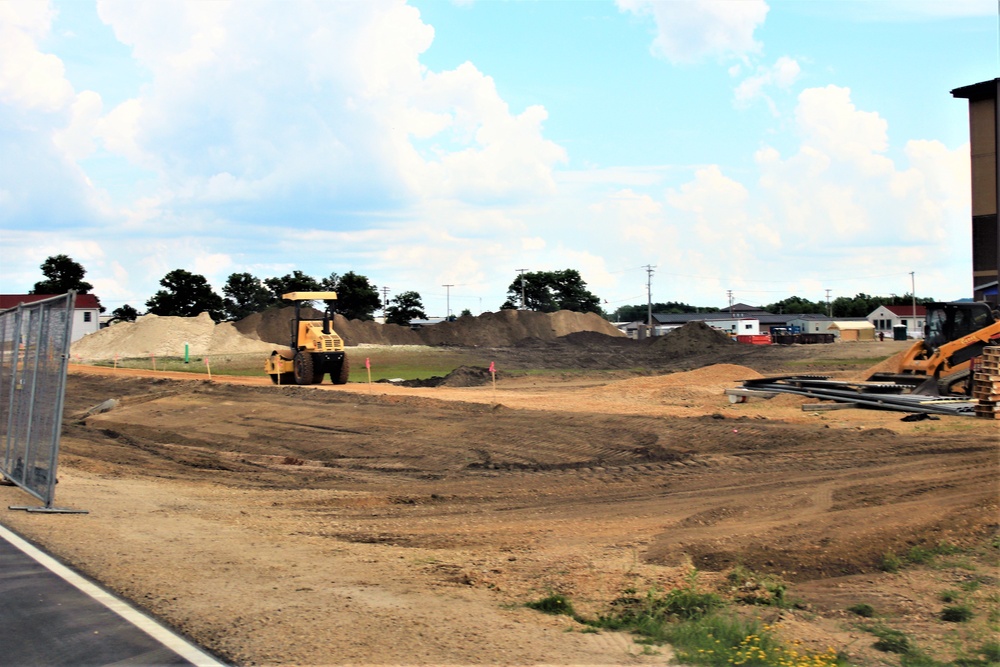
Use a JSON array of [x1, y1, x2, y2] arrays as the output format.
[[0, 524, 225, 667]]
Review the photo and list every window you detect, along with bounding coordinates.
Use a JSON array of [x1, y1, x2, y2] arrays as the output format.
[[83, 312, 92, 323]]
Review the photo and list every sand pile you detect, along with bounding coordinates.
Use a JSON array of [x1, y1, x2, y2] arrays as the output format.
[[853, 350, 907, 381], [72, 313, 279, 360], [237, 308, 624, 348]]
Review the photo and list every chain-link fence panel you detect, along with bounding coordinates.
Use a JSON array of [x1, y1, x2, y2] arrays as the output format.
[[1, 292, 76, 510]]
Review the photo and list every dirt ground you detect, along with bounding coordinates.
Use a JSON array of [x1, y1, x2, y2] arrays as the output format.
[[1, 338, 997, 666]]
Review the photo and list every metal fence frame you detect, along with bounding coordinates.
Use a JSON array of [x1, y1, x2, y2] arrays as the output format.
[[0, 292, 85, 513]]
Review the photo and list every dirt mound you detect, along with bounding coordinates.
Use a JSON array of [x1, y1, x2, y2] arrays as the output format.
[[389, 365, 494, 388], [558, 330, 634, 348], [237, 308, 623, 348], [72, 313, 278, 360], [646, 321, 734, 355], [595, 364, 763, 403], [854, 349, 908, 381], [417, 310, 624, 347]]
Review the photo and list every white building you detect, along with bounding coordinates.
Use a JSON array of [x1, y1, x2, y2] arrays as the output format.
[[867, 304, 926, 338], [0, 293, 102, 342]]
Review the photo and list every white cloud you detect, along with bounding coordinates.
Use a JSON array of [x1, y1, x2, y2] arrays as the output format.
[[752, 86, 969, 258], [617, 0, 769, 64], [92, 1, 565, 216], [733, 55, 801, 110], [0, 2, 74, 112]]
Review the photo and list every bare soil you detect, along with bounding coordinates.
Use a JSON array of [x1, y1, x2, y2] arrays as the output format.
[[1, 337, 997, 667]]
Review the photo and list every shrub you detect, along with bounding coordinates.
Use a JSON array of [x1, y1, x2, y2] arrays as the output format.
[[847, 603, 875, 617], [526, 594, 575, 617], [868, 625, 911, 653], [940, 605, 974, 623]]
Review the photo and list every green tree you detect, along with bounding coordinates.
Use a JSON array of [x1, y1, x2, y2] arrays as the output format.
[[331, 271, 381, 320], [222, 272, 275, 320], [501, 269, 602, 314], [764, 296, 827, 315], [384, 291, 427, 326], [612, 302, 717, 321], [146, 269, 225, 320], [264, 271, 322, 306], [31, 254, 94, 295], [459, 308, 473, 318], [109, 304, 140, 323]]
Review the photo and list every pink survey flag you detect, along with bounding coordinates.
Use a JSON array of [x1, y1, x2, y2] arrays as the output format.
[[365, 357, 371, 369], [488, 361, 495, 373]]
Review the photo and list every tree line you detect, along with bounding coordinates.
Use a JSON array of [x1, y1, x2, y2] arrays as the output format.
[[26, 255, 428, 325], [26, 255, 937, 326]]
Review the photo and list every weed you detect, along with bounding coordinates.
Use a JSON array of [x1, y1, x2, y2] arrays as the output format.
[[667, 617, 843, 666], [959, 578, 983, 593], [847, 603, 875, 617], [940, 605, 974, 623], [725, 565, 793, 608], [934, 541, 963, 556], [526, 594, 576, 617], [879, 551, 903, 573], [906, 545, 936, 565], [980, 640, 1000, 663], [864, 624, 911, 653], [938, 589, 961, 603]]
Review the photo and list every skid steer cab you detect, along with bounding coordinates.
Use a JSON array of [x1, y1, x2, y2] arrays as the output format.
[[264, 292, 350, 385]]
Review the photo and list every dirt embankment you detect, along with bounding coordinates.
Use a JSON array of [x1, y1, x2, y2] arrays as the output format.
[[73, 308, 625, 361], [237, 307, 625, 348]]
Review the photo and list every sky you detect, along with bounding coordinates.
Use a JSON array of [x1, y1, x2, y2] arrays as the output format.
[[0, 0, 996, 318]]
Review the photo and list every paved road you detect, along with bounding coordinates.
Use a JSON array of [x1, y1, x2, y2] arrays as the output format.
[[0, 524, 226, 666]]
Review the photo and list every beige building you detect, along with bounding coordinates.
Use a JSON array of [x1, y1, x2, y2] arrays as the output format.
[[952, 79, 999, 307]]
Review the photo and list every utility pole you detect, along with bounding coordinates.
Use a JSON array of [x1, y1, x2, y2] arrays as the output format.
[[825, 289, 832, 318], [516, 269, 529, 310], [644, 265, 655, 327], [442, 284, 454, 320], [727, 290, 733, 316], [381, 286, 390, 318], [910, 271, 917, 338]]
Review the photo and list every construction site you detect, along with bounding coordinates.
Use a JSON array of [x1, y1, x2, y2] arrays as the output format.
[[1, 304, 998, 666]]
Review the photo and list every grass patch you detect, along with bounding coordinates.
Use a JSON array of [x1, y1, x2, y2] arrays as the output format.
[[525, 573, 844, 667], [879, 551, 903, 573], [847, 603, 875, 617], [938, 589, 961, 603], [864, 624, 912, 653], [87, 348, 490, 383]]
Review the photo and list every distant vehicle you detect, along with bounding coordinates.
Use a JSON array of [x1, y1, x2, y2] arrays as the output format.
[[867, 301, 1000, 395], [264, 292, 350, 385]]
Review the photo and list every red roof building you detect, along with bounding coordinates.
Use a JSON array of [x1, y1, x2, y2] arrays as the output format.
[[0, 293, 103, 342]]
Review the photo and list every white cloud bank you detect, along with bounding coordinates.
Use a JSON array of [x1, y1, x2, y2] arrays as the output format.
[[617, 0, 769, 64], [0, 1, 976, 313]]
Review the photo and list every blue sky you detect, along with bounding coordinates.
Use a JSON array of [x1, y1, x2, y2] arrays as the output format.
[[0, 0, 996, 317]]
